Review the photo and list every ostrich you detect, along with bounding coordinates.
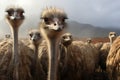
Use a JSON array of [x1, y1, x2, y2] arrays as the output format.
[[39, 7, 68, 80], [86, 38, 92, 44], [106, 36, 120, 80], [59, 33, 73, 62], [59, 32, 73, 67], [59, 33, 73, 65], [99, 32, 117, 72], [28, 29, 45, 80], [5, 6, 25, 80], [58, 33, 73, 79]]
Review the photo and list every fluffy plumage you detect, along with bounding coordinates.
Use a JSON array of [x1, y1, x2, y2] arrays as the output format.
[[106, 36, 120, 80]]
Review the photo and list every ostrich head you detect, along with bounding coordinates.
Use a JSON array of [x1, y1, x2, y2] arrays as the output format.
[[40, 7, 68, 39], [109, 32, 116, 39], [108, 32, 117, 44], [28, 29, 42, 46], [5, 6, 25, 28], [87, 38, 92, 44], [60, 33, 73, 47]]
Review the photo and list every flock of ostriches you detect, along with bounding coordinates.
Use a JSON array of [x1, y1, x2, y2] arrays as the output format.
[[0, 6, 120, 80]]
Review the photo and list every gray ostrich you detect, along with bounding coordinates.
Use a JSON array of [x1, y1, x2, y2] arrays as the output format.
[[39, 7, 68, 80], [5, 6, 25, 80]]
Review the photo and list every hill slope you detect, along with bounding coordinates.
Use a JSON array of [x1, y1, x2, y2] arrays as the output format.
[[67, 21, 120, 38]]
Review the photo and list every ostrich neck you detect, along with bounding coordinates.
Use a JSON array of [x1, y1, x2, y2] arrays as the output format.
[[34, 45, 39, 64], [34, 45, 39, 58], [109, 37, 113, 45], [32, 44, 39, 77], [48, 39, 58, 80], [12, 27, 19, 80], [12, 27, 19, 63]]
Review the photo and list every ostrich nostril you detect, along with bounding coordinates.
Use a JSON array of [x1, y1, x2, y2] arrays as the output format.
[[54, 23, 57, 26], [31, 38, 36, 42], [33, 39, 36, 42], [56, 28, 62, 31]]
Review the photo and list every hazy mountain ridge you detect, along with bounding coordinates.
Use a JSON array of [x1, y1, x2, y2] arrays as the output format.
[[67, 21, 120, 38]]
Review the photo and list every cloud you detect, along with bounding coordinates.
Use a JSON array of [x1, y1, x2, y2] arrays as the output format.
[[0, 0, 120, 38]]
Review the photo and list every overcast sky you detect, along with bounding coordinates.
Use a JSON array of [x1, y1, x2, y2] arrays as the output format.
[[0, 0, 120, 38]]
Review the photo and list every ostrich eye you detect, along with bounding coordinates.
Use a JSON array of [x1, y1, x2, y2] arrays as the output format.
[[59, 17, 65, 23], [44, 18, 51, 24], [69, 35, 72, 38], [110, 34, 113, 36], [19, 12, 24, 16], [29, 33, 33, 37], [6, 8, 14, 15], [61, 18, 65, 23], [6, 10, 14, 16], [36, 33, 41, 37], [17, 11, 24, 16], [63, 36, 66, 39]]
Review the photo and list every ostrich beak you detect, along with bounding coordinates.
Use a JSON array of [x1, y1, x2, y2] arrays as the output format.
[[52, 24, 63, 31], [65, 37, 71, 42], [31, 35, 36, 42], [47, 22, 63, 31], [31, 34, 38, 42], [10, 11, 20, 20], [111, 34, 116, 38]]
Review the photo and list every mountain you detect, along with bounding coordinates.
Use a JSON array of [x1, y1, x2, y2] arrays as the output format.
[[66, 21, 120, 38], [0, 19, 120, 38]]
